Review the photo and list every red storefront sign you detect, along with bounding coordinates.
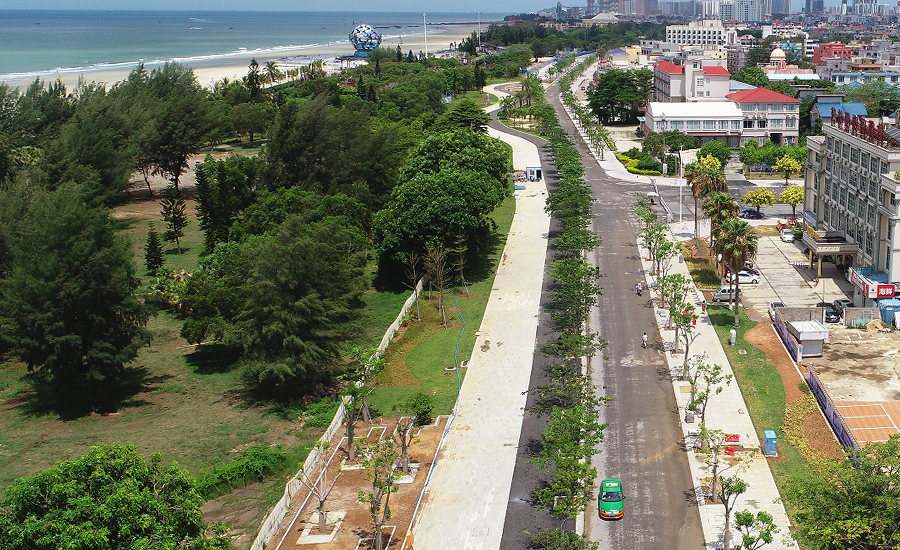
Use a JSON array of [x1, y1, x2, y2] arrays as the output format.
[[850, 269, 896, 299], [876, 285, 895, 298]]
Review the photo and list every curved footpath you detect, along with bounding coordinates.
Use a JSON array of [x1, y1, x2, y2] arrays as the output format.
[[409, 86, 553, 549]]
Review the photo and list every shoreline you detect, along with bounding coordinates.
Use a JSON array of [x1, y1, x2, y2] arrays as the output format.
[[1, 22, 487, 91]]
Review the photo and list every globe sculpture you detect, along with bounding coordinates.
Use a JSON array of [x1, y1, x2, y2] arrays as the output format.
[[349, 24, 382, 57]]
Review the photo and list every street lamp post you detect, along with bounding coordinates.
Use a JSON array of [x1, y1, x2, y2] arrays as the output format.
[[423, 13, 428, 58], [679, 144, 684, 223], [660, 113, 667, 175]]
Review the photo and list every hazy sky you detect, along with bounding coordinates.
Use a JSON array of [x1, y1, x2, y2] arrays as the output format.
[[0, 1, 546, 12]]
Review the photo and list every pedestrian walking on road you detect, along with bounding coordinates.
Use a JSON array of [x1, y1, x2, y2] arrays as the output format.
[[642, 332, 648, 348]]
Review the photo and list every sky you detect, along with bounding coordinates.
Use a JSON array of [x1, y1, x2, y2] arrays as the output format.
[[0, 1, 547, 12]]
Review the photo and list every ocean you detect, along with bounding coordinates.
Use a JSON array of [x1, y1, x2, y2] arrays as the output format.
[[0, 10, 506, 84]]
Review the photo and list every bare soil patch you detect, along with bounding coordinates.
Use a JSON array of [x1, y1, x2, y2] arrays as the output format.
[[266, 416, 447, 550], [743, 323, 844, 459]]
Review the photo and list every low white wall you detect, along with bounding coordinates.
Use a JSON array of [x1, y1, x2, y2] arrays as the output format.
[[249, 278, 424, 550]]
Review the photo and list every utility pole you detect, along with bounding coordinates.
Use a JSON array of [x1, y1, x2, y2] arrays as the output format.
[[478, 12, 481, 50], [679, 145, 684, 223], [423, 13, 428, 58]]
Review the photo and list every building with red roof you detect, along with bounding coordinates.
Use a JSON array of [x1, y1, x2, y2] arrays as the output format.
[[726, 87, 800, 145], [653, 57, 730, 102]]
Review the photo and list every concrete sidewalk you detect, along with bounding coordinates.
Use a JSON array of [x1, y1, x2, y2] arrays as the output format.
[[410, 111, 550, 550]]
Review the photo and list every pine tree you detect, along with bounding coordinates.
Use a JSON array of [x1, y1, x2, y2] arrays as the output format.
[[144, 222, 164, 274], [160, 185, 188, 254]]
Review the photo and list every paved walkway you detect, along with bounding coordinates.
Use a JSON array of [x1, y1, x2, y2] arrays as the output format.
[[411, 95, 551, 550]]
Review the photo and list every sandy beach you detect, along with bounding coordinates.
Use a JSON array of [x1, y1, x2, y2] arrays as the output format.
[[3, 22, 485, 92]]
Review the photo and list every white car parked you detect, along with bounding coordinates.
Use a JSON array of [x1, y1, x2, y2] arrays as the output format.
[[729, 271, 760, 284], [781, 229, 795, 243]]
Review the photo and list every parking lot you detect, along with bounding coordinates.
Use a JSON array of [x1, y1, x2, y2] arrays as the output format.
[[740, 223, 855, 317]]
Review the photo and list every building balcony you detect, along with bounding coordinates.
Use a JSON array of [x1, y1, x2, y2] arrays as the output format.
[[881, 172, 899, 195]]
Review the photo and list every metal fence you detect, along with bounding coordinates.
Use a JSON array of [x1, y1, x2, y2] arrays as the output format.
[[807, 365, 859, 449], [772, 311, 802, 363]]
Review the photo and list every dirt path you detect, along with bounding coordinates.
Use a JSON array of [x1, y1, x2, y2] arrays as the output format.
[[743, 323, 844, 459]]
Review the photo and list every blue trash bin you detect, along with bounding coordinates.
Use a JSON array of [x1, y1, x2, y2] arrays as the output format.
[[764, 430, 777, 456]]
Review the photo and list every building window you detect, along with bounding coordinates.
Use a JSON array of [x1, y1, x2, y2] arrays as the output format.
[[698, 78, 704, 86], [848, 193, 856, 213], [841, 166, 848, 184], [826, 158, 832, 173], [861, 152, 869, 169], [868, 203, 876, 224], [706, 91, 710, 97], [840, 188, 847, 206], [771, 103, 783, 111], [824, 203, 831, 223], [719, 120, 729, 129], [704, 120, 716, 130], [746, 103, 755, 111], [870, 178, 877, 197], [786, 117, 796, 128], [743, 119, 754, 128], [882, 160, 890, 174], [827, 136, 833, 150], [866, 232, 874, 256], [850, 148, 859, 164], [686, 120, 700, 130], [849, 172, 858, 188], [758, 119, 767, 128], [843, 144, 850, 160], [871, 156, 880, 172], [825, 177, 831, 195], [672, 120, 684, 130], [771, 119, 783, 128], [731, 120, 741, 130]]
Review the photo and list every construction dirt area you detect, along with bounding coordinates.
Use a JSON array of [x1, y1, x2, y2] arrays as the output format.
[[263, 416, 447, 550], [803, 323, 900, 446]]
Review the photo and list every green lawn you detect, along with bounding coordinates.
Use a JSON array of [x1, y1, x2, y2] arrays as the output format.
[[368, 196, 516, 417]]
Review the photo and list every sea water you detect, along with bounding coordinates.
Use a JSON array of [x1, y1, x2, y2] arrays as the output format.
[[0, 10, 506, 84]]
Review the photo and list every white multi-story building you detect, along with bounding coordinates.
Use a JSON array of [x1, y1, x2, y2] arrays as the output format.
[[803, 117, 900, 300], [644, 102, 745, 146], [643, 86, 800, 147], [727, 87, 801, 145], [654, 58, 732, 102], [666, 19, 737, 46]]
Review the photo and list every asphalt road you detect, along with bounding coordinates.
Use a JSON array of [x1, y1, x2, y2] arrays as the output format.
[[501, 83, 705, 548]]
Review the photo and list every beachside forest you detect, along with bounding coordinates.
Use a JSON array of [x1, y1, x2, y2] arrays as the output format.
[[0, 19, 660, 547], [0, 40, 527, 548]]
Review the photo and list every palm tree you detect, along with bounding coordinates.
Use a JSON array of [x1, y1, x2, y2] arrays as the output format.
[[499, 96, 515, 119], [703, 191, 739, 256], [686, 157, 728, 243], [264, 61, 282, 87], [717, 218, 759, 328]]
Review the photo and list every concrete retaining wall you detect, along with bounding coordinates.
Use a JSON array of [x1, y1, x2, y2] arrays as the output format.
[[249, 278, 424, 550]]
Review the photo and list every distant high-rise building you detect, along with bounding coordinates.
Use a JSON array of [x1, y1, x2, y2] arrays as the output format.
[[804, 0, 824, 12], [771, 0, 791, 14]]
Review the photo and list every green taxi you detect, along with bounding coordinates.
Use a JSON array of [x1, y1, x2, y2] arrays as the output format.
[[598, 478, 625, 520]]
